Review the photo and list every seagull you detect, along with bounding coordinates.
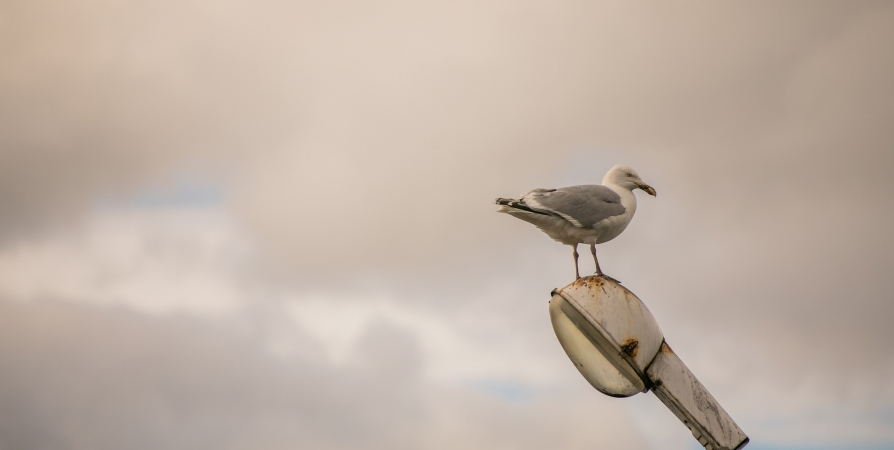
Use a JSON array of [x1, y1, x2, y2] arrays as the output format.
[[496, 165, 656, 279]]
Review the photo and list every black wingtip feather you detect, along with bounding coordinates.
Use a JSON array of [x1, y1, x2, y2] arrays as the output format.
[[495, 198, 549, 215]]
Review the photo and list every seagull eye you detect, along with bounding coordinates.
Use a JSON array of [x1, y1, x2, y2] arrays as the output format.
[[626, 173, 633, 177]]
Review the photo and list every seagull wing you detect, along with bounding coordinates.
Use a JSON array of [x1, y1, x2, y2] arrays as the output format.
[[521, 185, 625, 228]]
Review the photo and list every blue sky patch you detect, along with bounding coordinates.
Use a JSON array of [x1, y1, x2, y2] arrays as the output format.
[[98, 177, 225, 210]]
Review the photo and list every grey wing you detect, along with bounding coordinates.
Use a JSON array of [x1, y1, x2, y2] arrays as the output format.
[[521, 185, 625, 228]]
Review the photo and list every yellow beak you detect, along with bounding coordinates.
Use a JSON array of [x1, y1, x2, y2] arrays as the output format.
[[636, 183, 656, 197]]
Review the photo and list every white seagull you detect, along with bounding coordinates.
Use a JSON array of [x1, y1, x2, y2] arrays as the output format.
[[496, 165, 656, 279]]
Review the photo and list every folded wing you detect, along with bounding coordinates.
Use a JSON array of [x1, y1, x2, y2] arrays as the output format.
[[522, 185, 626, 228]]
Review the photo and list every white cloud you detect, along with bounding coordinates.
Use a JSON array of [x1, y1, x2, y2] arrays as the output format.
[[283, 292, 564, 387], [0, 206, 249, 317], [1, 1, 893, 448]]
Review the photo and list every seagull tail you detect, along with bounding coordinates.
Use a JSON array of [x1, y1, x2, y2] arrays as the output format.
[[495, 197, 548, 216], [495, 197, 516, 206]]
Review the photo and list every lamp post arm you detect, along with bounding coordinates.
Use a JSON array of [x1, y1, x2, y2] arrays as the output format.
[[646, 342, 749, 450]]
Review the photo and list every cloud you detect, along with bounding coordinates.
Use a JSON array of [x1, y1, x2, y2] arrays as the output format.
[[0, 297, 658, 450], [0, 205, 249, 316], [0, 1, 893, 448]]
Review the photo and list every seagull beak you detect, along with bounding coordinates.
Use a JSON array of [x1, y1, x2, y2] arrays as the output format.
[[636, 183, 657, 197]]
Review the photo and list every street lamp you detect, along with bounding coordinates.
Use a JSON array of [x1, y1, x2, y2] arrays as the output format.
[[549, 276, 749, 450]]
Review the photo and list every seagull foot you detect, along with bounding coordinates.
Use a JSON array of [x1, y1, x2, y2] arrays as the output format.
[[595, 273, 622, 284]]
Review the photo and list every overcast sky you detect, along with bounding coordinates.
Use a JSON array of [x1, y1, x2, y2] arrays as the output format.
[[1, 1, 893, 449]]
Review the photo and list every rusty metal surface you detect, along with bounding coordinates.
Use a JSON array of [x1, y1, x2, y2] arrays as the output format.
[[555, 276, 664, 376], [647, 343, 749, 450], [548, 275, 749, 449], [549, 294, 645, 396], [549, 276, 664, 397]]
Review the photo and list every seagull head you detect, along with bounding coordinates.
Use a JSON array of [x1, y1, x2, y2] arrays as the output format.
[[603, 165, 657, 197]]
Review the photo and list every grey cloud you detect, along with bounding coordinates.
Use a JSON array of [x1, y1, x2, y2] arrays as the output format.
[[0, 298, 653, 450], [1, 0, 893, 448]]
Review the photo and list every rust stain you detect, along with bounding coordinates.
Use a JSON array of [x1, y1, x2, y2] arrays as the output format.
[[661, 342, 674, 354], [621, 338, 639, 358], [571, 275, 603, 289]]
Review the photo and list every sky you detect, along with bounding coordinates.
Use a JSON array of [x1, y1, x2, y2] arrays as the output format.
[[1, 1, 893, 449]]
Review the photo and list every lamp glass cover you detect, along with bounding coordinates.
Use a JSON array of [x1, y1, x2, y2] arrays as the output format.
[[549, 296, 644, 397]]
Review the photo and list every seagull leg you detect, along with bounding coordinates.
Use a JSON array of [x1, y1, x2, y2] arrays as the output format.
[[590, 244, 603, 276], [572, 244, 580, 279]]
